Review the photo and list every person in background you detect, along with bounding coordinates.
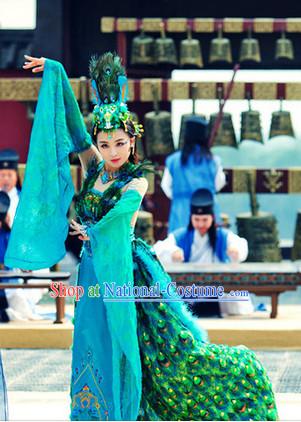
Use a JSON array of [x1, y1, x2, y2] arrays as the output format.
[[161, 116, 226, 233], [0, 149, 21, 227], [154, 188, 254, 317], [0, 191, 11, 322], [0, 148, 47, 321]]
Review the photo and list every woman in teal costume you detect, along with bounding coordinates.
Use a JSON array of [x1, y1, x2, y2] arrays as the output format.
[[5, 53, 278, 421]]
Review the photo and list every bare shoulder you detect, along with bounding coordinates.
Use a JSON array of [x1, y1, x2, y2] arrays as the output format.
[[124, 177, 148, 196], [78, 145, 102, 173]]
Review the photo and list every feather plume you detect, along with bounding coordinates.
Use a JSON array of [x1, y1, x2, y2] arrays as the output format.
[[89, 52, 126, 105]]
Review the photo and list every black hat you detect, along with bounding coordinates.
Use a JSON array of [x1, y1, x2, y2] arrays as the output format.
[[184, 116, 209, 142], [0, 149, 19, 170], [190, 188, 214, 215], [0, 191, 10, 222]]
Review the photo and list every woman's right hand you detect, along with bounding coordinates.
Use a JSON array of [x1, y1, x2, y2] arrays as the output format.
[[69, 219, 90, 241], [23, 55, 45, 73]]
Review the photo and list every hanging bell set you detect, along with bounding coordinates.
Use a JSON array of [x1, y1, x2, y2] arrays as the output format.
[[130, 23, 296, 66]]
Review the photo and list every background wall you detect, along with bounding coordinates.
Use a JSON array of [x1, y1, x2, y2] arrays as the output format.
[[1, 1, 301, 239]]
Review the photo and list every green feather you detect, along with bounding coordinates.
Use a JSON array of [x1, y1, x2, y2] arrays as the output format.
[[89, 52, 126, 104]]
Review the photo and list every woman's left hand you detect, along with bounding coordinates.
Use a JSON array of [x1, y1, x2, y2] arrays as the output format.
[[23, 55, 46, 73], [69, 219, 90, 241]]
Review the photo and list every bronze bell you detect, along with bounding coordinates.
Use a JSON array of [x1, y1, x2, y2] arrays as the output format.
[[236, 173, 281, 263], [209, 27, 232, 64], [144, 84, 175, 157], [292, 211, 301, 260], [269, 99, 295, 138], [180, 26, 203, 68], [131, 28, 155, 65], [275, 31, 294, 60], [154, 23, 177, 65], [240, 96, 263, 143], [135, 211, 154, 244], [178, 83, 206, 149], [209, 90, 237, 147], [239, 29, 261, 63]]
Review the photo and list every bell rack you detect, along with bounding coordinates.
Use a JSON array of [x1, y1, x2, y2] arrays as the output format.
[[124, 80, 301, 102], [101, 17, 301, 33], [100, 17, 301, 66], [2, 78, 301, 101]]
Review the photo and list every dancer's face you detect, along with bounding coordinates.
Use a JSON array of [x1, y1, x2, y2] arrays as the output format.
[[191, 214, 214, 236], [0, 169, 18, 192], [96, 129, 135, 171]]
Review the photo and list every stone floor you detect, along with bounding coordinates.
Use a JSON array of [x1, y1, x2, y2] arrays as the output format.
[[2, 349, 301, 420], [3, 349, 301, 394]]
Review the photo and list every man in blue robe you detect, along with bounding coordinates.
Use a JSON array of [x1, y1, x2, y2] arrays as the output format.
[[154, 188, 253, 317], [161, 116, 226, 233]]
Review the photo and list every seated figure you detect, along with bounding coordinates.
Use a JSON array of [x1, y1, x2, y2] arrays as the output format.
[[154, 188, 254, 317]]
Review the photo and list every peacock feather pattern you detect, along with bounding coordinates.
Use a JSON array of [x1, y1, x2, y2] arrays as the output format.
[[133, 239, 278, 421], [75, 158, 278, 421]]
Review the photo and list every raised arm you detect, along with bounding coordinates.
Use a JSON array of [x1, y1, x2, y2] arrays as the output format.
[[78, 145, 102, 173], [23, 55, 102, 171]]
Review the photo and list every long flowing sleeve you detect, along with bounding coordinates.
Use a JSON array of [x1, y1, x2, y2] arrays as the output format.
[[4, 59, 91, 270], [153, 233, 181, 264], [87, 189, 143, 421], [226, 231, 249, 262], [213, 155, 226, 192]]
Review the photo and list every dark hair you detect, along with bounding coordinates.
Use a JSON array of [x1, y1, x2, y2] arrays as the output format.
[[181, 123, 212, 166], [1, 220, 11, 232], [16, 172, 22, 190], [92, 120, 139, 164], [188, 215, 216, 250]]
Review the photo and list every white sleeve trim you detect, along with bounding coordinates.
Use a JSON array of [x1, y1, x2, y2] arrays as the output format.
[[226, 231, 249, 262], [161, 167, 173, 199], [153, 233, 181, 263], [214, 156, 226, 192]]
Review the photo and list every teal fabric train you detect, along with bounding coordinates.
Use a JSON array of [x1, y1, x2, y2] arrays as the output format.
[[5, 59, 92, 269]]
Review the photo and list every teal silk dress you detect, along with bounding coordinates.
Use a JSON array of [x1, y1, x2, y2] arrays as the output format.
[[4, 59, 278, 421], [70, 157, 278, 421]]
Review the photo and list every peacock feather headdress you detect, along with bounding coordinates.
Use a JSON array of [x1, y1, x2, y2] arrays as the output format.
[[89, 52, 143, 138]]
